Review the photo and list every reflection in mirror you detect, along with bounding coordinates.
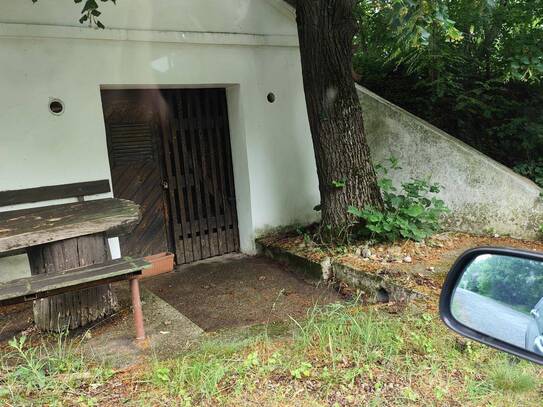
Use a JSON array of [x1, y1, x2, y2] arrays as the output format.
[[451, 254, 543, 356]]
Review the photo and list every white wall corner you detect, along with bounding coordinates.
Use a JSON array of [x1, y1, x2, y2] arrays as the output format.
[[226, 85, 256, 254]]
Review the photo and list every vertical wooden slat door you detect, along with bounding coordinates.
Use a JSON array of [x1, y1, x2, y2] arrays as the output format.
[[164, 89, 240, 263], [102, 88, 239, 264], [101, 90, 172, 258]]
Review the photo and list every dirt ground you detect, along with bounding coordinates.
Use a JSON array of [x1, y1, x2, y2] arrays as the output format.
[[0, 302, 33, 344], [142, 254, 341, 331], [0, 254, 340, 353]]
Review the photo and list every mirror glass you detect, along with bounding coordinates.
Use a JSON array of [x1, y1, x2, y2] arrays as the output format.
[[451, 253, 543, 355]]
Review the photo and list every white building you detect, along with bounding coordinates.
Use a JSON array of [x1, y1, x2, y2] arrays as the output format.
[[0, 0, 320, 276], [2, 0, 542, 279]]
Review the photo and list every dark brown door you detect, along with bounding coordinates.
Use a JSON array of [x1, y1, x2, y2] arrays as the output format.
[[162, 89, 240, 263], [101, 88, 239, 264], [101, 89, 172, 258]]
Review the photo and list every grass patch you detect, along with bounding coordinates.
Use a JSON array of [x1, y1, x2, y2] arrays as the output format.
[[489, 359, 537, 393], [145, 301, 542, 405], [1, 302, 542, 406], [0, 333, 114, 406]]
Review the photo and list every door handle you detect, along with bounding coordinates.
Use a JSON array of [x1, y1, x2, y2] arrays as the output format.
[[161, 180, 169, 190]]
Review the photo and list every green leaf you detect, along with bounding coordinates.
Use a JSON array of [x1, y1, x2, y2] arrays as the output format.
[[367, 212, 384, 222], [332, 179, 346, 188], [405, 205, 424, 217], [352, 157, 449, 243], [378, 178, 393, 191], [347, 206, 363, 218]]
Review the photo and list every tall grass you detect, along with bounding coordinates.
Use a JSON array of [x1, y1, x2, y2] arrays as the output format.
[[0, 333, 112, 406], [291, 302, 404, 365], [2, 301, 541, 405]]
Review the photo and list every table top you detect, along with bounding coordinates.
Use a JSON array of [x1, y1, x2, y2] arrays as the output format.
[[0, 198, 141, 253]]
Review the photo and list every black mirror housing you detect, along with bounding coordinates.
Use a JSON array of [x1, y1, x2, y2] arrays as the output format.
[[440, 246, 543, 365]]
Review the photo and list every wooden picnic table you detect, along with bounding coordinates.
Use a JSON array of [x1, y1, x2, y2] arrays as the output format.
[[0, 198, 141, 331]]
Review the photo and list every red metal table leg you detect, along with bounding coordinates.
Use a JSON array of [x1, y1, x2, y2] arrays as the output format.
[[130, 278, 145, 340]]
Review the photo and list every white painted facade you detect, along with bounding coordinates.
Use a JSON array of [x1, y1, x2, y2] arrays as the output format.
[[3, 0, 540, 282], [0, 0, 320, 279]]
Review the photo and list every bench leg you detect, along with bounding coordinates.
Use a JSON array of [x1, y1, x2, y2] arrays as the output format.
[[130, 278, 145, 340]]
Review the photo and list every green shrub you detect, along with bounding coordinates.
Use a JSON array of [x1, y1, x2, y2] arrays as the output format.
[[513, 160, 543, 188], [348, 158, 449, 242]]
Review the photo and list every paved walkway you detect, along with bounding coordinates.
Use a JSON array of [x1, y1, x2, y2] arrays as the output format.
[[2, 254, 340, 368], [83, 285, 203, 368], [142, 254, 340, 331]]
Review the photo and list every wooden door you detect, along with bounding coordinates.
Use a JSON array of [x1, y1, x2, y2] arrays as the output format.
[[101, 90, 172, 257], [161, 89, 240, 263], [101, 88, 239, 264]]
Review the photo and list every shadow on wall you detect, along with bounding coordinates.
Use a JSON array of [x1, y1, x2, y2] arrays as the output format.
[[358, 85, 543, 240]]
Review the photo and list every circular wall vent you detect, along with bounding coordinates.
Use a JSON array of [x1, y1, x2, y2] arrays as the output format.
[[49, 99, 65, 115]]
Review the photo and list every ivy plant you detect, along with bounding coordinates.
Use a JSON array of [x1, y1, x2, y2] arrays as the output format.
[[348, 158, 449, 242]]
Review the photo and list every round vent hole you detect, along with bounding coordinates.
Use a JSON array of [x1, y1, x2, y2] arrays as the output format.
[[49, 99, 64, 115]]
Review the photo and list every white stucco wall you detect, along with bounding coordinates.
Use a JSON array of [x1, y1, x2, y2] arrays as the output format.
[[5, 0, 536, 285], [0, 0, 318, 280], [0, 0, 296, 35]]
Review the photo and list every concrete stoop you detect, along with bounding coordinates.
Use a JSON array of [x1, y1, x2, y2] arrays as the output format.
[[257, 240, 426, 305]]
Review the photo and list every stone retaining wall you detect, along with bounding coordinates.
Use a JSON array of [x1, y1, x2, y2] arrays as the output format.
[[359, 85, 543, 239]]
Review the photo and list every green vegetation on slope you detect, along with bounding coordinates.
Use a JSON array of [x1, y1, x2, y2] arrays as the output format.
[[354, 0, 543, 186]]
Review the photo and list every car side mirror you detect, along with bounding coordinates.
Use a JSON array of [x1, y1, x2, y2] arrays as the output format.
[[440, 247, 543, 365]]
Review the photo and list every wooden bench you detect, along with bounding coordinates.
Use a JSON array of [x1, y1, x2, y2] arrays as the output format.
[[0, 180, 148, 340], [0, 258, 150, 338], [0, 179, 112, 207]]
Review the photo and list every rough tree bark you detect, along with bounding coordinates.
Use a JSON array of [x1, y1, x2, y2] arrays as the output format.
[[28, 234, 118, 332], [294, 0, 384, 235]]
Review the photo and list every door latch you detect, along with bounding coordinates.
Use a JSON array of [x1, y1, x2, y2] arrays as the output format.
[[161, 180, 169, 190]]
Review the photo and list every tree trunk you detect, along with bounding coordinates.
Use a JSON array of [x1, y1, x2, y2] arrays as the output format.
[[28, 233, 118, 332], [295, 0, 383, 235]]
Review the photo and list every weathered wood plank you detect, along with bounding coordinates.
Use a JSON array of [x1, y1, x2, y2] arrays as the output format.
[[27, 233, 118, 332], [0, 258, 149, 306], [204, 90, 227, 255], [102, 89, 173, 258], [29, 234, 117, 331], [0, 198, 141, 253], [158, 93, 186, 264], [177, 93, 201, 261], [193, 91, 219, 257], [212, 90, 235, 252], [169, 111, 193, 262], [0, 180, 111, 207], [186, 90, 210, 259], [218, 90, 240, 251]]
